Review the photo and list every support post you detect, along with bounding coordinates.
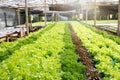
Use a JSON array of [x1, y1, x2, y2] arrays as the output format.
[[81, 7, 83, 21], [85, 9, 88, 24], [17, 8, 21, 25], [118, 0, 120, 36], [94, 0, 96, 27], [4, 12, 7, 27], [44, 0, 47, 26], [57, 12, 59, 21], [52, 12, 54, 23], [52, 0, 54, 23], [25, 0, 29, 35], [20, 27, 25, 37]]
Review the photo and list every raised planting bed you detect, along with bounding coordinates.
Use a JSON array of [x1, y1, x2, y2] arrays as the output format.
[[80, 21, 118, 36], [86, 25, 120, 45], [80, 22, 120, 44], [71, 21, 120, 80], [69, 24, 101, 80], [0, 23, 55, 62], [0, 22, 86, 80], [0, 24, 45, 42], [0, 27, 23, 42]]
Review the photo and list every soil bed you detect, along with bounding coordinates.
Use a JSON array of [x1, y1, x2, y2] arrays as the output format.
[[68, 24, 102, 80]]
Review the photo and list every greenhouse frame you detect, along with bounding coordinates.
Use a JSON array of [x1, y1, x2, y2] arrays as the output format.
[[0, 0, 120, 80]]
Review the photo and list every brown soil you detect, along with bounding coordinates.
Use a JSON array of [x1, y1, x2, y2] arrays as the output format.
[[68, 24, 102, 80]]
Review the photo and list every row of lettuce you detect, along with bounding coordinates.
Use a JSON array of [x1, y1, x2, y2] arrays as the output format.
[[80, 22, 120, 45], [0, 22, 85, 80], [0, 23, 56, 62], [87, 24, 120, 45], [71, 22, 120, 80]]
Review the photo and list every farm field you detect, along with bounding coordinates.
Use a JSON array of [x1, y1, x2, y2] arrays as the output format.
[[0, 22, 85, 80], [71, 21, 120, 80], [0, 21, 120, 80], [1, 0, 120, 80]]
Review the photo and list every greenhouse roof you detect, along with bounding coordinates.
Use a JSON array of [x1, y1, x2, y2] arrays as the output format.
[[0, 0, 118, 8], [0, 0, 119, 11], [0, 0, 80, 8]]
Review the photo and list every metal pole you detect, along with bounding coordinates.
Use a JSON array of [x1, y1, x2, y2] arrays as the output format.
[[52, 12, 54, 23], [52, 0, 54, 23], [77, 8, 80, 21], [17, 3, 20, 25], [4, 12, 7, 27], [86, 9, 88, 24], [57, 12, 59, 21], [25, 0, 29, 35], [17, 8, 20, 25], [44, 0, 47, 26], [118, 0, 120, 36], [81, 6, 83, 21], [94, 0, 96, 27]]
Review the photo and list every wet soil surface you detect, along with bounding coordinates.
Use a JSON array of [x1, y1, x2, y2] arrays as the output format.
[[68, 24, 102, 80]]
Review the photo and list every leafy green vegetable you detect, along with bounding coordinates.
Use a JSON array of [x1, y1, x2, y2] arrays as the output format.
[[71, 21, 120, 80], [0, 23, 55, 62], [0, 22, 86, 80]]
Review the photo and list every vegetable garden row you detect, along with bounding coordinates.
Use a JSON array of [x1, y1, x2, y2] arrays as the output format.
[[71, 22, 120, 80], [0, 21, 120, 80], [0, 22, 85, 80], [69, 24, 101, 80]]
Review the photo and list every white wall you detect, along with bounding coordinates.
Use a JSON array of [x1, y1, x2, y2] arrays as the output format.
[[0, 8, 16, 28]]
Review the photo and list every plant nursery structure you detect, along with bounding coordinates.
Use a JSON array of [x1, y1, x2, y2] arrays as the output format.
[[0, 0, 120, 80]]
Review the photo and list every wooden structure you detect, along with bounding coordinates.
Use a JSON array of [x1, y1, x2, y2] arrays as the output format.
[[94, 0, 96, 27], [0, 26, 43, 42], [118, 0, 120, 36], [44, 0, 47, 26], [25, 0, 29, 35], [0, 31, 20, 42]]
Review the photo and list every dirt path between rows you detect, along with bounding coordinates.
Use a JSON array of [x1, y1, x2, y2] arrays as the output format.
[[68, 24, 102, 80]]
